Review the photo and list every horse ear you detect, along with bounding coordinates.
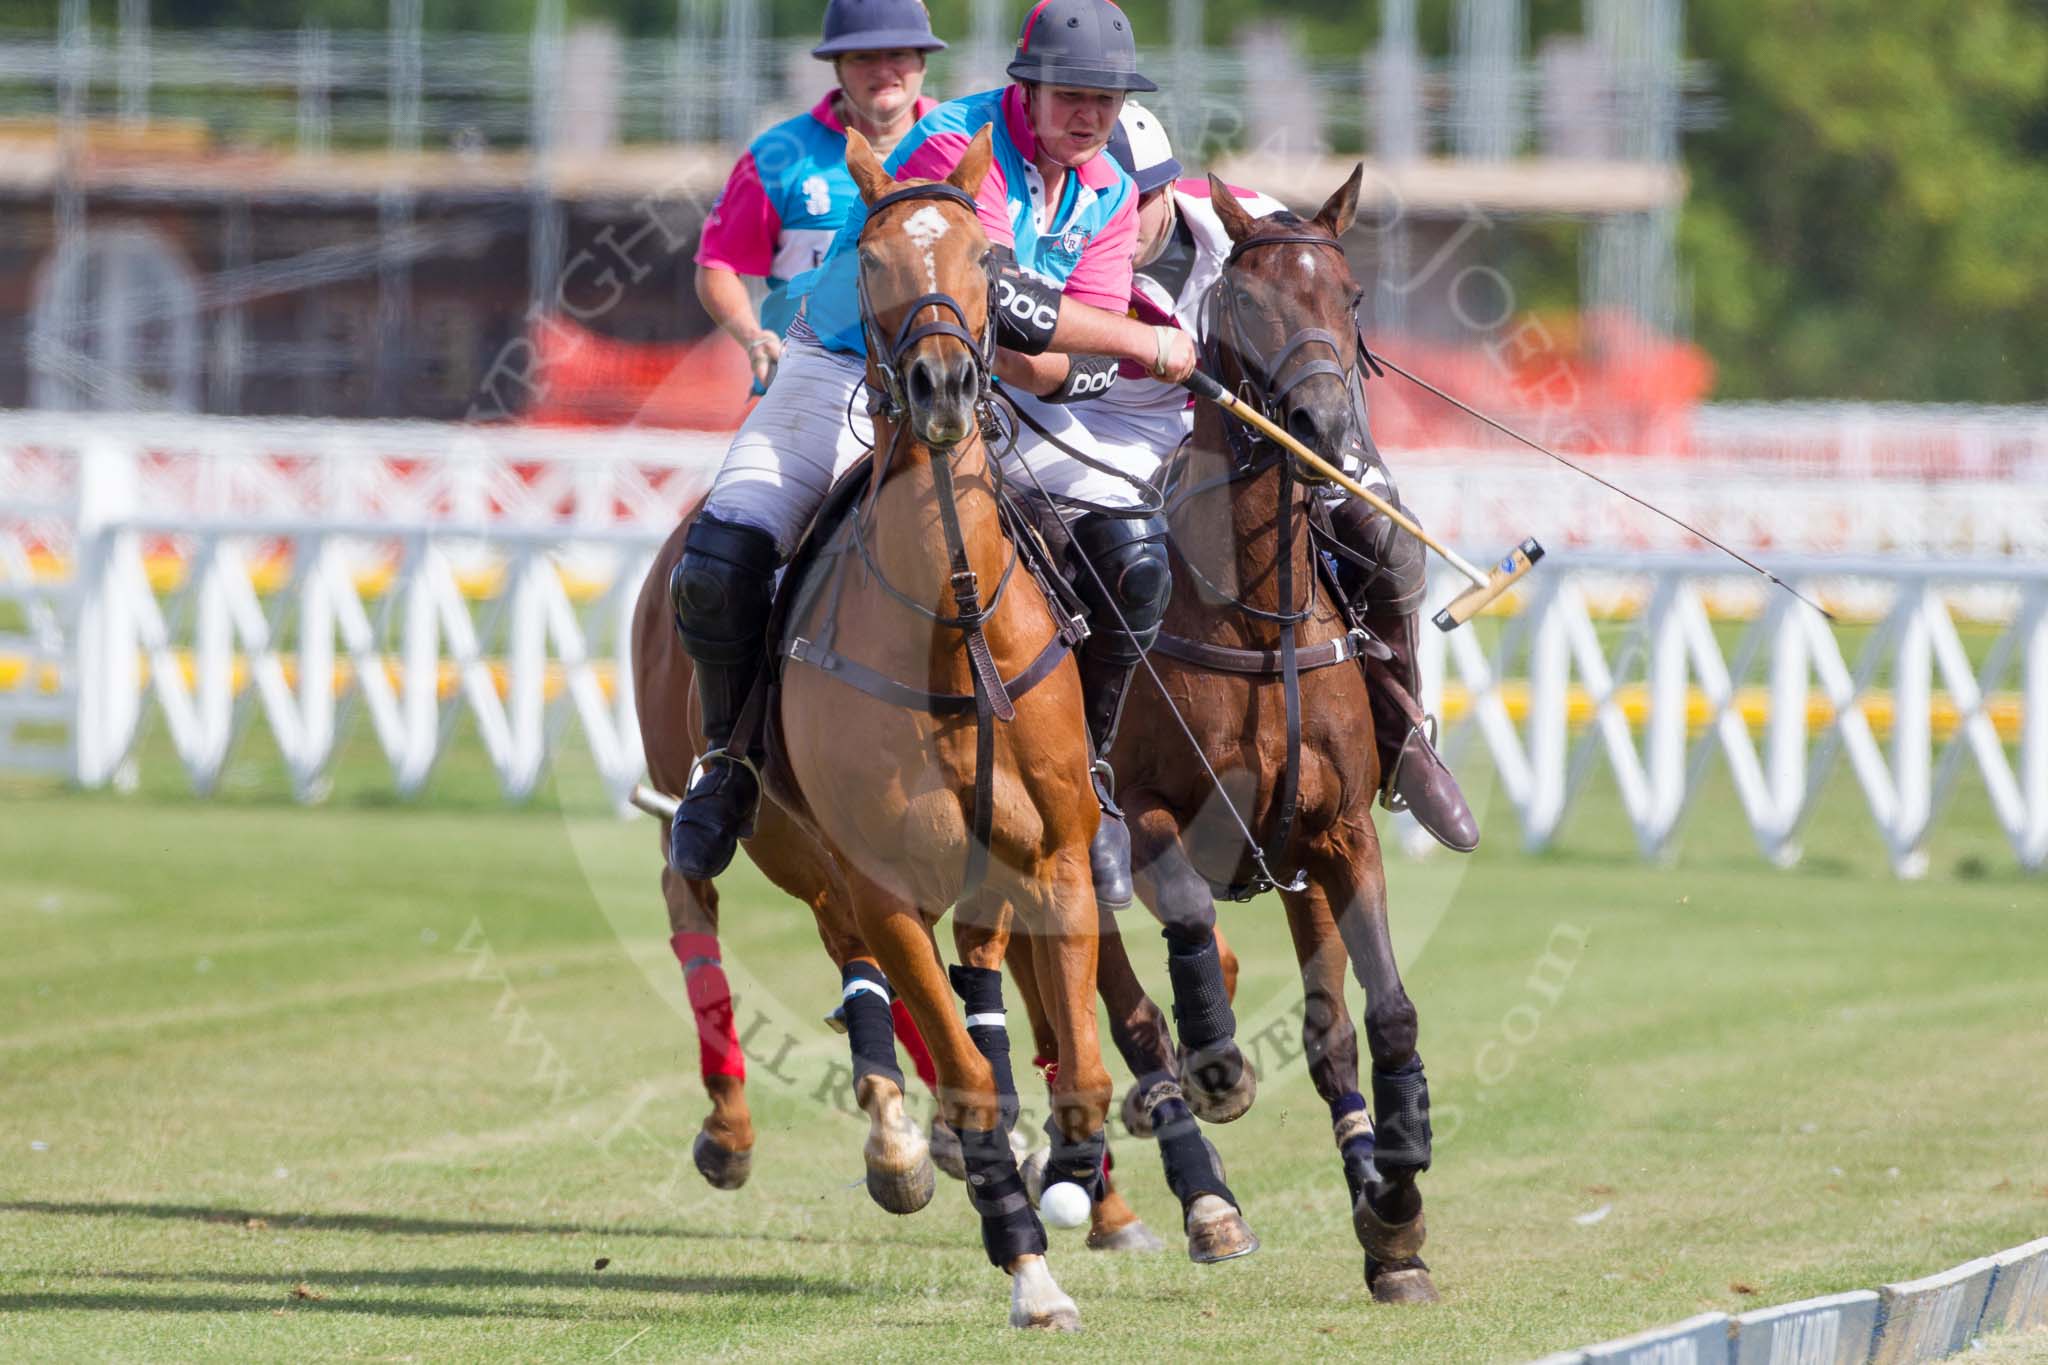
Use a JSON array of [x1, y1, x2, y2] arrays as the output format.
[[946, 126, 995, 200], [844, 128, 893, 205], [1313, 162, 1364, 239], [1208, 175, 1257, 243]]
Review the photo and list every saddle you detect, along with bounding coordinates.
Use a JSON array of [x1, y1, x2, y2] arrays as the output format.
[[733, 452, 1090, 870]]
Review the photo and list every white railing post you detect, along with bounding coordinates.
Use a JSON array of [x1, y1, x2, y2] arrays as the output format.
[[2022, 586, 2048, 870], [1890, 580, 1933, 877], [71, 436, 140, 789]]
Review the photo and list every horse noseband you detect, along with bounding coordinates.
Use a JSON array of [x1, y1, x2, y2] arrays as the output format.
[[856, 181, 999, 428]]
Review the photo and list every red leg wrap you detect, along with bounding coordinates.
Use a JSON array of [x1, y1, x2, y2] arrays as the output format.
[[891, 998, 939, 1091], [671, 932, 744, 1081]]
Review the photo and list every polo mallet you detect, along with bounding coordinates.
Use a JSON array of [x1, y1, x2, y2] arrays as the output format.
[[1184, 370, 1543, 631], [630, 783, 680, 821]]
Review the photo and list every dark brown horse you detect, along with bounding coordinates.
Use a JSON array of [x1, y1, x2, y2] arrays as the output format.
[[1105, 167, 1442, 1304]]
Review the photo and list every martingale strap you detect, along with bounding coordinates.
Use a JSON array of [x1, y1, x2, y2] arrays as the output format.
[[785, 621, 1072, 716]]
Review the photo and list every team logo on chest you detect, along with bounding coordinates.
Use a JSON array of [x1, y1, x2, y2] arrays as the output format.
[[802, 174, 832, 217], [1058, 224, 1088, 255]]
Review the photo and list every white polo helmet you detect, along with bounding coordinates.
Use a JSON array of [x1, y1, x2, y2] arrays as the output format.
[[1106, 99, 1182, 194]]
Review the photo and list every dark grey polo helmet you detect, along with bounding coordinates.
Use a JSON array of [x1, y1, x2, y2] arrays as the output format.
[[1006, 0, 1158, 93], [812, 0, 947, 59]]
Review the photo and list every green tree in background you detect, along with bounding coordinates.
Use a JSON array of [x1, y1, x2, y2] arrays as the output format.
[[1681, 0, 2048, 400]]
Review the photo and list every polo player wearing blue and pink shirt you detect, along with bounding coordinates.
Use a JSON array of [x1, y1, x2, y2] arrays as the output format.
[[667, 0, 1198, 919], [694, 0, 945, 392]]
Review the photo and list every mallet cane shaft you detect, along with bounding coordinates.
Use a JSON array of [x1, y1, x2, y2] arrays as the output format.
[[1183, 369, 1542, 631], [629, 783, 680, 821]]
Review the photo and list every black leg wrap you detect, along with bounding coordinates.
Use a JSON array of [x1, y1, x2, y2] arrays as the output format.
[[1139, 1073, 1236, 1209], [948, 964, 1018, 1134], [1163, 930, 1235, 1052], [1370, 1058, 1432, 1177], [1039, 1115, 1107, 1200], [959, 1125, 1047, 1268], [1331, 1091, 1376, 1204], [841, 962, 903, 1092]]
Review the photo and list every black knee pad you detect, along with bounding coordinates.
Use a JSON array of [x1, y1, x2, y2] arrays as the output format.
[[1070, 511, 1172, 663], [1329, 497, 1426, 615], [671, 514, 780, 665]]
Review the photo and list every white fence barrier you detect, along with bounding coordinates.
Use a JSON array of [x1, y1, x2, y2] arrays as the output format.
[[6, 412, 2048, 561]]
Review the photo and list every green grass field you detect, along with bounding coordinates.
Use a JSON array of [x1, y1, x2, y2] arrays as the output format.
[[4, 729, 2046, 1362]]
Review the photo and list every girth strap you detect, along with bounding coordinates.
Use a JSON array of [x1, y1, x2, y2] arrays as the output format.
[[784, 632, 1072, 717], [1151, 625, 1384, 676]]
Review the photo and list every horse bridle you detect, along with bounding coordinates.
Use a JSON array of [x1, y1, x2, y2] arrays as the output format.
[[1201, 227, 1382, 479], [855, 181, 999, 425]]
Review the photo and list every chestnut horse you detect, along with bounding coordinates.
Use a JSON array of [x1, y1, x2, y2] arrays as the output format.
[[632, 128, 1115, 1330], [1107, 167, 1442, 1304]]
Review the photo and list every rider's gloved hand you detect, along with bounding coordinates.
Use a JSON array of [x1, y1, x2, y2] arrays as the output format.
[[1150, 326, 1197, 384]]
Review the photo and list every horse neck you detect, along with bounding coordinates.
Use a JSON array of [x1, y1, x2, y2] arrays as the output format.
[[1177, 405, 1319, 638], [863, 418, 1020, 666]]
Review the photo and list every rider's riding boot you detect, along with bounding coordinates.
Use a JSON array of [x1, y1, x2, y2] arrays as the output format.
[[1363, 607, 1479, 853], [1326, 494, 1478, 853], [1079, 650, 1138, 912], [1070, 511, 1174, 912], [667, 514, 781, 879]]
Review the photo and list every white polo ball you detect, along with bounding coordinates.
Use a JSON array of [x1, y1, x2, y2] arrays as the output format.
[[1039, 1180, 1091, 1230]]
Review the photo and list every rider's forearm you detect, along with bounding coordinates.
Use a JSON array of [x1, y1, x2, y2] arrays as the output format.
[[1046, 297, 1158, 368], [695, 264, 768, 345], [994, 348, 1070, 398]]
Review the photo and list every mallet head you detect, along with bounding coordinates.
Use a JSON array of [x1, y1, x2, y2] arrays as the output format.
[[1432, 539, 1545, 632]]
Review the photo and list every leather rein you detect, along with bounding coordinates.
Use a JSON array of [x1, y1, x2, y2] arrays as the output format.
[[784, 181, 1077, 903]]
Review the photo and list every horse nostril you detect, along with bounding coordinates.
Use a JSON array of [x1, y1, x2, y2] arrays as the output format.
[[1287, 405, 1323, 451], [905, 355, 939, 409], [941, 352, 979, 407]]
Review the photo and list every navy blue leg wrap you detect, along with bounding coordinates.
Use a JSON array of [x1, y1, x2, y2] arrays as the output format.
[[1040, 1115, 1107, 1200], [1330, 1090, 1376, 1203], [1135, 1070, 1236, 1209], [1163, 929, 1234, 1051], [960, 1125, 1047, 1267], [948, 964, 1018, 1134], [841, 961, 902, 1092], [1371, 1057, 1432, 1176]]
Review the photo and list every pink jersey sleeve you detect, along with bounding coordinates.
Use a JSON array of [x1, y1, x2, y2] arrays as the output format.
[[1060, 189, 1136, 311], [892, 129, 1017, 250], [695, 152, 781, 277]]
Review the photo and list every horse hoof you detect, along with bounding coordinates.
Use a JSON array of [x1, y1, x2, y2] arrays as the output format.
[[1179, 1042, 1257, 1124], [1087, 1218, 1166, 1253], [1367, 1256, 1440, 1305], [1120, 1081, 1155, 1139], [691, 1130, 752, 1191], [864, 1155, 937, 1215], [1185, 1193, 1259, 1264], [1009, 1256, 1081, 1331], [1353, 1194, 1427, 1260], [929, 1117, 967, 1182], [1019, 1145, 1049, 1206]]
